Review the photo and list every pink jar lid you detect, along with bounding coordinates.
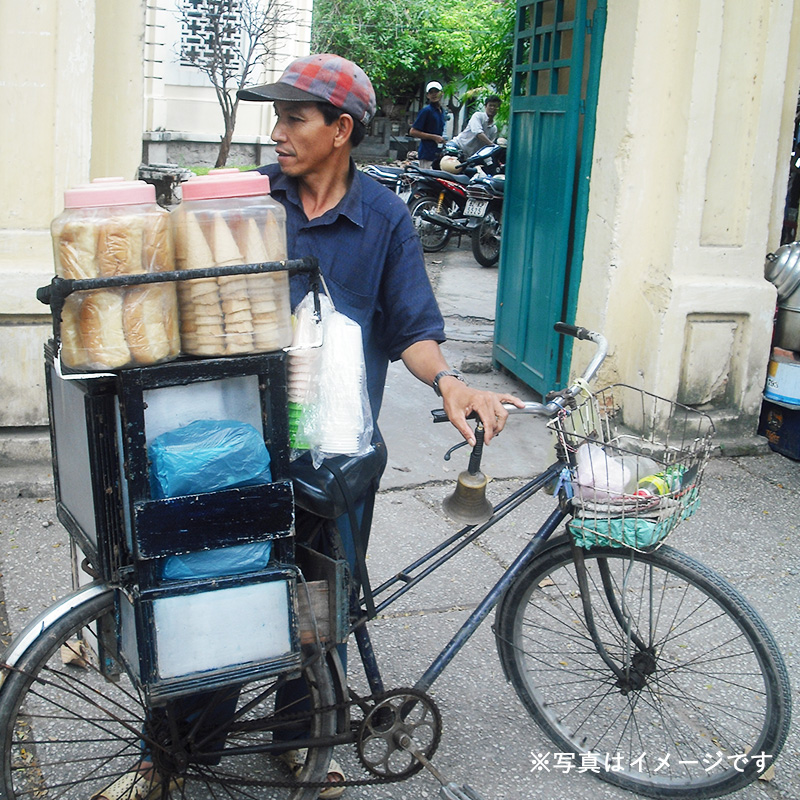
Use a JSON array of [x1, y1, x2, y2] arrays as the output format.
[[182, 169, 271, 201], [64, 178, 156, 208]]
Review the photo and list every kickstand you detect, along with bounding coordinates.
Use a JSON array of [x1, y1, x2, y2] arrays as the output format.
[[397, 733, 487, 800]]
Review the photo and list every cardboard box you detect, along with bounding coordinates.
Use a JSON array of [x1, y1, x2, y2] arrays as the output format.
[[758, 398, 800, 460]]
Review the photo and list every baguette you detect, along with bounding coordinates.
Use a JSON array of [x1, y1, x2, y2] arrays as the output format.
[[143, 212, 174, 272], [123, 285, 173, 364], [59, 296, 88, 368]]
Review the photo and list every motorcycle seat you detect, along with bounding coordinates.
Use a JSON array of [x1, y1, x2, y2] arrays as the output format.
[[364, 165, 406, 179], [409, 165, 471, 185], [489, 174, 505, 193]]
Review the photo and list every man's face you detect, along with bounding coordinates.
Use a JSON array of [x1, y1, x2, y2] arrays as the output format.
[[428, 89, 442, 104], [485, 101, 500, 119], [271, 101, 341, 177]]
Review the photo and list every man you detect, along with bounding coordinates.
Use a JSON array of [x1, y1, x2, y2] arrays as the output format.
[[451, 95, 501, 158], [246, 54, 522, 796], [237, 57, 517, 443], [409, 80, 446, 169], [91, 54, 520, 800], [237, 53, 520, 795]]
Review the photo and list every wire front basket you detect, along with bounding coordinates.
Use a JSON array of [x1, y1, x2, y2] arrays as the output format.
[[549, 384, 715, 551]]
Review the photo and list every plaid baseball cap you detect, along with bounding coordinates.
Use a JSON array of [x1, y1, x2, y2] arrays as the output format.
[[238, 53, 377, 125]]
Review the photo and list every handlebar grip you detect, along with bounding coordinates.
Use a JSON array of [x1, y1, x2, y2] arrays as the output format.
[[554, 322, 592, 341], [431, 409, 480, 423]]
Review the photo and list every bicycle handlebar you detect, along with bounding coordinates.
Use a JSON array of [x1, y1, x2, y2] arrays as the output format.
[[431, 322, 608, 423]]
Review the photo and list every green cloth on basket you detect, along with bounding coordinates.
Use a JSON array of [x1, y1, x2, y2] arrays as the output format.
[[569, 491, 700, 549]]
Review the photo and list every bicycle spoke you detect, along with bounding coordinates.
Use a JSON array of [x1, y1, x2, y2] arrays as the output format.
[[496, 542, 791, 798]]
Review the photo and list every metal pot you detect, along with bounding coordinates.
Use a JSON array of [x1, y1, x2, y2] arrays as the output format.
[[765, 242, 800, 302], [774, 279, 800, 351]]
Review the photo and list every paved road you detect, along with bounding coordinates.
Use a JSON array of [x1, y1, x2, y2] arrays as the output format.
[[0, 239, 797, 799]]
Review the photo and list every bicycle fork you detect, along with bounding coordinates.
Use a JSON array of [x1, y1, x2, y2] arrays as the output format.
[[571, 541, 656, 693]]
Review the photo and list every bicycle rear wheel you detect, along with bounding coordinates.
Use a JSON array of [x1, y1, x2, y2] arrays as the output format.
[[495, 540, 792, 799], [0, 588, 337, 799], [409, 197, 452, 252]]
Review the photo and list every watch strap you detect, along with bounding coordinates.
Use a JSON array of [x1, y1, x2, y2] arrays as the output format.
[[432, 369, 465, 397]]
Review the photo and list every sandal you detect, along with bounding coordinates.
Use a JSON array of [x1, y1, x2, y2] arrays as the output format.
[[91, 764, 183, 800], [279, 748, 346, 799]]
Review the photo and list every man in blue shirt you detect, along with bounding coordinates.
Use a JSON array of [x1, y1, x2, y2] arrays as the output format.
[[409, 80, 446, 168], [238, 57, 518, 445], [91, 55, 521, 800], [238, 53, 521, 796]]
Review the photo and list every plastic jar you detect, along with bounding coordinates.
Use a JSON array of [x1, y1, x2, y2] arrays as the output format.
[[169, 169, 291, 357], [50, 178, 180, 370]]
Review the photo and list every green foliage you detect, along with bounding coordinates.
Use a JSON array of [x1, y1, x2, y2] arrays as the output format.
[[312, 0, 515, 116]]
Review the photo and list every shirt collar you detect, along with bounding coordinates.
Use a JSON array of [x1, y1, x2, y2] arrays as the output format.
[[269, 160, 364, 229]]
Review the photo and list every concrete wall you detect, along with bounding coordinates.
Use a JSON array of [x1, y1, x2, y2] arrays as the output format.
[[3, 0, 800, 457], [0, 1, 145, 464], [574, 0, 800, 440]]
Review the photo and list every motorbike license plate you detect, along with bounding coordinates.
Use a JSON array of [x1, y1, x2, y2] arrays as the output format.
[[464, 199, 489, 217]]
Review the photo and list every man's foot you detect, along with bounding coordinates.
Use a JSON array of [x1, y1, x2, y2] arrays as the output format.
[[279, 748, 346, 799], [91, 762, 182, 800]]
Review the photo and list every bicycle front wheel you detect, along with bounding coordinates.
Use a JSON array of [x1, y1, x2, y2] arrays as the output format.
[[495, 540, 792, 799], [0, 588, 337, 799]]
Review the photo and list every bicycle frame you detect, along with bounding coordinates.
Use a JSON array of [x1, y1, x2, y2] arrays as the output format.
[[350, 460, 568, 696]]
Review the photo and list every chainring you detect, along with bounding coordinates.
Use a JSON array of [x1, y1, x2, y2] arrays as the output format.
[[356, 688, 442, 780]]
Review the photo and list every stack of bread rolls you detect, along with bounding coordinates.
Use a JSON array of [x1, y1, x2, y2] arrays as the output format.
[[172, 204, 292, 357], [51, 207, 181, 370]]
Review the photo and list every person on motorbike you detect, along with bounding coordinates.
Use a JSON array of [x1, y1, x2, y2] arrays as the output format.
[[450, 95, 501, 158], [410, 81, 446, 169]]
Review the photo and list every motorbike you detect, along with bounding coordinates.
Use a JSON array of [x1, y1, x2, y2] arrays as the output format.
[[361, 162, 469, 252], [361, 163, 417, 204], [414, 143, 506, 262], [406, 167, 472, 252], [464, 171, 504, 267]]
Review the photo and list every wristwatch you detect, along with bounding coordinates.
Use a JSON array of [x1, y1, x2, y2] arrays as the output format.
[[432, 369, 465, 397]]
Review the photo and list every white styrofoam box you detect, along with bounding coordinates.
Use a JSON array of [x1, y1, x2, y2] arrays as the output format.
[[153, 579, 292, 679]]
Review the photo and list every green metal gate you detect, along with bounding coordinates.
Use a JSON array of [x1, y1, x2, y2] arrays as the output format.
[[493, 0, 606, 394]]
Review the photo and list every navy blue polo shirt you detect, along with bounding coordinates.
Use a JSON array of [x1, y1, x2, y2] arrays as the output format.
[[257, 162, 445, 422], [411, 104, 445, 161]]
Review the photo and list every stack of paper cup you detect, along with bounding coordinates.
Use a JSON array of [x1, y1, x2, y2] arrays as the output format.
[[287, 305, 322, 449], [315, 314, 366, 454]]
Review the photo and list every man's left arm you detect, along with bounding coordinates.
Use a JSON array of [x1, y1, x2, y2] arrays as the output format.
[[400, 340, 523, 446]]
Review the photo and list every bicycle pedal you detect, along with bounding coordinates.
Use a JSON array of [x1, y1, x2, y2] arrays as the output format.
[[440, 782, 487, 800]]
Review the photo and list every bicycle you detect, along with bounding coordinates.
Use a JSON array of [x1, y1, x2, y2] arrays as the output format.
[[0, 320, 792, 800]]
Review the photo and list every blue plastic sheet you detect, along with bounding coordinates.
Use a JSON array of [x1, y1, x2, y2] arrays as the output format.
[[162, 541, 273, 581], [149, 419, 272, 499]]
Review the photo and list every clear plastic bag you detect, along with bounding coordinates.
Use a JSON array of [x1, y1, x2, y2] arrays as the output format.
[[289, 291, 374, 468]]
